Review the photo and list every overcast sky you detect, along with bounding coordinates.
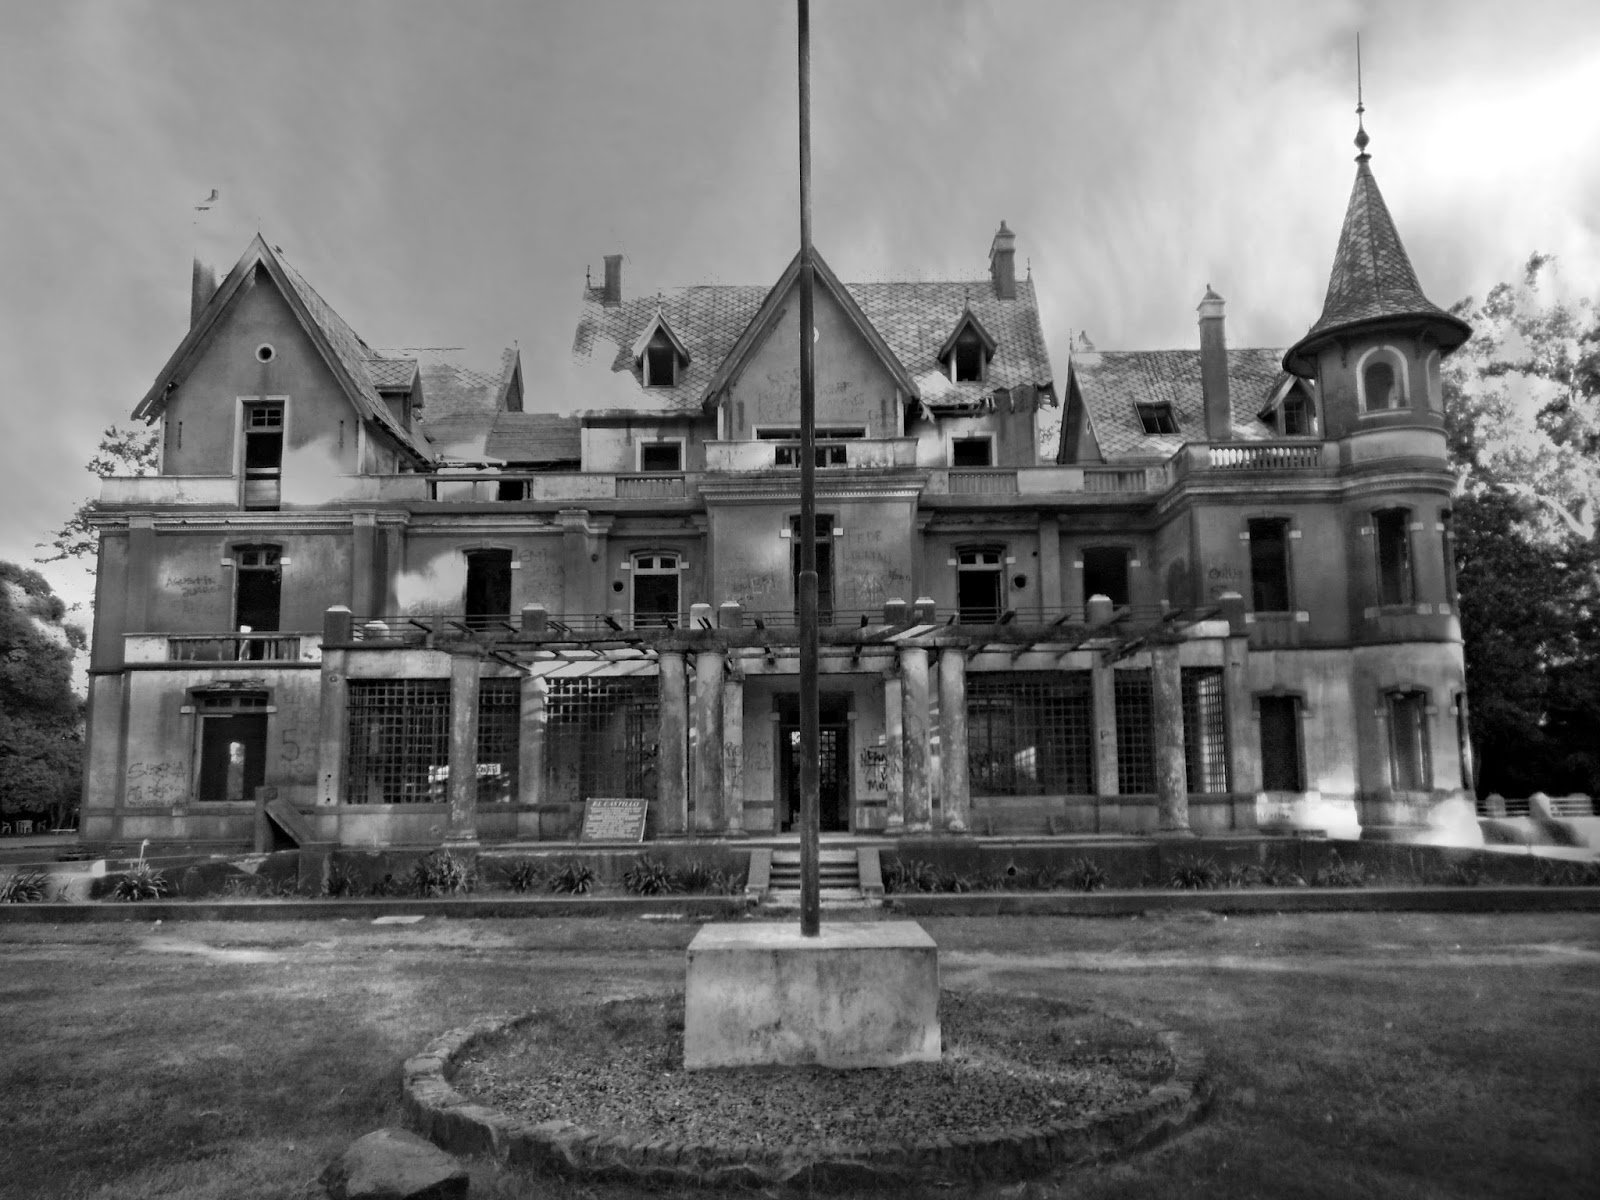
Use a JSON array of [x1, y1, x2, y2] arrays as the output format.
[[3, 0, 1598, 615]]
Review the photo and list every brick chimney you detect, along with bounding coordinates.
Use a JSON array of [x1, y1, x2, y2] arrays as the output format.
[[602, 254, 623, 306], [190, 257, 218, 329], [989, 221, 1016, 300], [1198, 285, 1231, 442]]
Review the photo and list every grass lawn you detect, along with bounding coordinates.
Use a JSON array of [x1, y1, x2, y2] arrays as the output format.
[[0, 911, 1595, 1199]]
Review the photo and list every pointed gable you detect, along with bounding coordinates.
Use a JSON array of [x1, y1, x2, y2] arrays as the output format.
[[1284, 157, 1470, 376]]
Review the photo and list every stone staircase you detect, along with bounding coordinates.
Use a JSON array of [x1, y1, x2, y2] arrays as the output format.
[[751, 846, 884, 908]]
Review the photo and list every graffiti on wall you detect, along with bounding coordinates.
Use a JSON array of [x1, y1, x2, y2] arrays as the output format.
[[124, 760, 185, 807], [860, 746, 888, 793], [162, 575, 218, 597]]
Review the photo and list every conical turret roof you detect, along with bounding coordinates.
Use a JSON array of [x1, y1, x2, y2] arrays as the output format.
[[1283, 155, 1470, 377]]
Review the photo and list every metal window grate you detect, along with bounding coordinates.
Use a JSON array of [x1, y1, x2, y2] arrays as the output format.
[[345, 679, 451, 805], [1182, 667, 1229, 794], [966, 672, 1094, 796], [1114, 670, 1155, 794], [477, 678, 521, 803], [544, 677, 659, 805]]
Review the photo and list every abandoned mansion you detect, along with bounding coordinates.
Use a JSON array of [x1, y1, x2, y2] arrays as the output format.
[[80, 138, 1481, 851]]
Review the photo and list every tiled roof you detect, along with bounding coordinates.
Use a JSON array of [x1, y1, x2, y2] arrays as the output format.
[[1070, 348, 1296, 459], [380, 348, 524, 460], [363, 356, 417, 390], [1284, 158, 1470, 375], [484, 413, 582, 464], [571, 269, 1054, 415]]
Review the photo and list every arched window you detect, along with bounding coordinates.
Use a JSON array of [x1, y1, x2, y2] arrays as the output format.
[[632, 552, 680, 628], [1358, 347, 1409, 413]]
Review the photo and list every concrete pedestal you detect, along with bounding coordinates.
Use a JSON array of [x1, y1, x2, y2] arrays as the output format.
[[684, 921, 940, 1070]]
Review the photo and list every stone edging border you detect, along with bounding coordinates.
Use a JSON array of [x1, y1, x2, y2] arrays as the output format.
[[400, 1000, 1212, 1189]]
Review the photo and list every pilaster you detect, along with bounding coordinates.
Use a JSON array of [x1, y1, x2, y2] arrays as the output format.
[[1151, 643, 1191, 835], [938, 648, 970, 832], [657, 652, 690, 835], [446, 654, 481, 845], [900, 647, 932, 832]]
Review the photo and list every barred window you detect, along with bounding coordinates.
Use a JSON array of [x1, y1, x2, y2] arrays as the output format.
[[1182, 667, 1229, 794], [477, 679, 521, 804], [1114, 670, 1155, 794], [346, 680, 450, 805], [545, 677, 659, 804], [966, 672, 1094, 796]]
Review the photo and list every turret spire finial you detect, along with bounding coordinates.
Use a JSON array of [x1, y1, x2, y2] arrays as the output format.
[[1354, 34, 1370, 161]]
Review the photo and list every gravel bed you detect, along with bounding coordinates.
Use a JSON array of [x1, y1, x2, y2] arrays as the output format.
[[451, 991, 1170, 1149]]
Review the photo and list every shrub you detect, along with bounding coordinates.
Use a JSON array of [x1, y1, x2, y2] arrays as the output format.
[[1225, 862, 1307, 889], [934, 869, 977, 893], [502, 859, 545, 894], [113, 862, 170, 902], [674, 858, 740, 895], [547, 859, 594, 895], [368, 872, 404, 898], [1168, 855, 1220, 891], [623, 854, 678, 896], [412, 850, 477, 897], [1059, 857, 1107, 893], [1444, 860, 1484, 887], [882, 857, 939, 894], [1312, 852, 1366, 889], [1536, 860, 1600, 887], [0, 870, 49, 903], [323, 863, 362, 898]]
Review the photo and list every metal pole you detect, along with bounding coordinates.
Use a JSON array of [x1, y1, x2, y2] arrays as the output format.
[[796, 0, 821, 937]]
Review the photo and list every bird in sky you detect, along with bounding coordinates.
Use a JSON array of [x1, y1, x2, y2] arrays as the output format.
[[195, 188, 219, 212]]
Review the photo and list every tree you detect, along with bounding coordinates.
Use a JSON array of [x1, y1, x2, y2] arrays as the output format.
[[0, 563, 84, 828], [37, 424, 159, 570], [1444, 255, 1600, 798]]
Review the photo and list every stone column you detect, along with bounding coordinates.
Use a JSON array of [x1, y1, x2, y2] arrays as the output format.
[[317, 609, 354, 822], [939, 648, 970, 832], [721, 667, 745, 835], [900, 646, 932, 832], [1151, 643, 1191, 836], [1224, 633, 1256, 806], [693, 649, 724, 832], [517, 676, 546, 839], [1090, 660, 1118, 832], [351, 512, 377, 616], [657, 652, 689, 835], [883, 670, 905, 832], [446, 654, 481, 845]]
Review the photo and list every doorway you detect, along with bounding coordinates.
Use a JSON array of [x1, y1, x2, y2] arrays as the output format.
[[777, 693, 849, 832]]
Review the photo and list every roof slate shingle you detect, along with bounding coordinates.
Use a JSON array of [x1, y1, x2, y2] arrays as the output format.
[[484, 413, 582, 464]]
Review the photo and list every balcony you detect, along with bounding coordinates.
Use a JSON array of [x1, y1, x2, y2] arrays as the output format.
[[924, 464, 1167, 497], [703, 438, 918, 472], [122, 633, 321, 664], [1170, 441, 1338, 477]]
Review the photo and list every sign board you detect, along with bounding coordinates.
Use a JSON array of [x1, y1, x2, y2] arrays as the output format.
[[578, 798, 649, 844]]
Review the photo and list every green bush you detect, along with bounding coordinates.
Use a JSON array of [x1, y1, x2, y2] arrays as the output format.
[[623, 854, 678, 896], [113, 862, 170, 902], [0, 870, 49, 903], [1168, 855, 1221, 891], [547, 859, 594, 895], [411, 850, 476, 897], [502, 859, 545, 894]]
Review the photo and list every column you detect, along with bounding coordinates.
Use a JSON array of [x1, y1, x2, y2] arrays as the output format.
[[939, 648, 970, 832], [1091, 660, 1119, 812], [517, 676, 546, 839], [317, 609, 353, 819], [721, 667, 745, 835], [1224, 633, 1256, 806], [1151, 642, 1192, 836], [446, 654, 481, 844], [883, 671, 905, 832], [351, 512, 377, 616], [657, 652, 689, 835], [1037, 514, 1061, 621], [900, 646, 932, 832], [692, 649, 724, 832]]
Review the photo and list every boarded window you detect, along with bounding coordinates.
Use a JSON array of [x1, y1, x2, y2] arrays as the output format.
[[345, 680, 451, 805], [791, 514, 834, 624], [196, 691, 268, 802], [1388, 691, 1432, 791], [956, 547, 1004, 624], [1182, 667, 1229, 794], [1248, 519, 1291, 612], [1258, 695, 1304, 791], [465, 550, 512, 628], [966, 672, 1094, 796], [477, 678, 521, 804], [1113, 670, 1155, 794], [544, 678, 659, 804], [1083, 546, 1130, 607], [1375, 509, 1413, 606]]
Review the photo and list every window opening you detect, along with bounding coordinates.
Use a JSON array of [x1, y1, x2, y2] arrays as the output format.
[[1281, 389, 1312, 436], [791, 514, 834, 624], [1113, 670, 1155, 794], [956, 548, 1004, 624], [640, 442, 683, 472], [1258, 695, 1304, 791], [465, 549, 513, 629], [1182, 667, 1229, 794], [1374, 509, 1413, 607], [495, 479, 528, 501], [951, 437, 993, 467], [242, 401, 283, 510], [234, 545, 282, 654], [345, 680, 451, 804], [544, 678, 659, 805], [1248, 519, 1291, 612], [967, 672, 1094, 795], [196, 692, 268, 802], [632, 553, 681, 628], [1454, 691, 1474, 793], [1082, 546, 1131, 608], [1364, 359, 1397, 411], [1136, 403, 1178, 435], [476, 679, 521, 804], [951, 328, 985, 382], [643, 331, 677, 387], [1388, 690, 1432, 790]]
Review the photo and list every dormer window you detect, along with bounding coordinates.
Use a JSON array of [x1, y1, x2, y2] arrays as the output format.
[[1280, 390, 1312, 436], [938, 309, 997, 384], [1136, 403, 1178, 435], [632, 311, 689, 389]]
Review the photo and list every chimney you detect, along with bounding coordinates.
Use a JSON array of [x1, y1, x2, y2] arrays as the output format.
[[1198, 285, 1231, 442], [989, 221, 1016, 300], [190, 257, 218, 328], [602, 254, 623, 306]]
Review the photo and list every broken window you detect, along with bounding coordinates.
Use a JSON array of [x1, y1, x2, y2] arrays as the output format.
[[1258, 695, 1304, 791], [791, 514, 834, 624], [1082, 546, 1131, 608], [966, 672, 1094, 796], [643, 330, 677, 387], [476, 678, 521, 804], [1113, 670, 1155, 794], [956, 547, 1004, 624], [1388, 690, 1432, 791], [544, 678, 659, 804], [1374, 509, 1413, 607], [1182, 667, 1229, 794], [632, 552, 680, 628], [465, 549, 513, 628], [234, 545, 282, 649], [1136, 403, 1178, 435], [951, 437, 993, 467], [196, 691, 268, 802], [951, 327, 986, 382], [1248, 519, 1291, 612], [639, 442, 683, 472], [345, 679, 451, 805], [242, 401, 283, 510]]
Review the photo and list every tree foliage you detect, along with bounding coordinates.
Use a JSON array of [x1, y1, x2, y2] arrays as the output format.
[[0, 563, 84, 824], [1444, 255, 1600, 797], [37, 424, 158, 570]]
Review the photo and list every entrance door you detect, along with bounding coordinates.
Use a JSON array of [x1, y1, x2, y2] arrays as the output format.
[[778, 694, 849, 832]]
